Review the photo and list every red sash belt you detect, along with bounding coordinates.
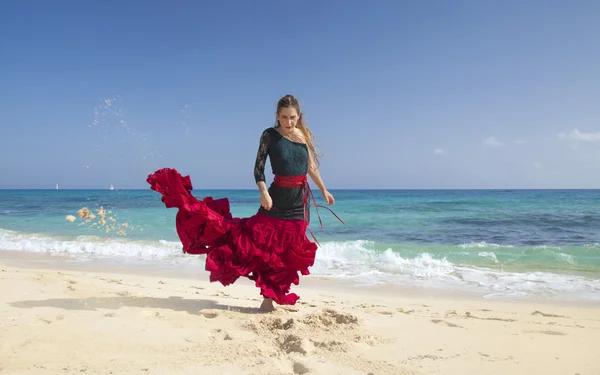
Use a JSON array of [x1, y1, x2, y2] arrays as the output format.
[[273, 174, 345, 245]]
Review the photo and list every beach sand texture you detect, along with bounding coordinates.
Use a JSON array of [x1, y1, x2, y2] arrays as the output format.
[[1, 257, 599, 375]]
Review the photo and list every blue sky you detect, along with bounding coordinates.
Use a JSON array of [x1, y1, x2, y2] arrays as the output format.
[[1, 0, 599, 189]]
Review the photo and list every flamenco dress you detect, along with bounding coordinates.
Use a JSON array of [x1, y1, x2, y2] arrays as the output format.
[[146, 127, 342, 305]]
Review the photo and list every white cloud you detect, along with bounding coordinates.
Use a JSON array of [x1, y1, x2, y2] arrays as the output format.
[[515, 138, 528, 144], [483, 137, 504, 147], [433, 148, 445, 155], [532, 161, 543, 169], [558, 129, 600, 142]]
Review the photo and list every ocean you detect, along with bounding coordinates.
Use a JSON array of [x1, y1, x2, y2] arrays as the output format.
[[1, 188, 599, 302]]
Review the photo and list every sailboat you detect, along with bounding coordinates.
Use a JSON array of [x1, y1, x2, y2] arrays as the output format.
[[109, 184, 115, 191], [56, 184, 59, 190]]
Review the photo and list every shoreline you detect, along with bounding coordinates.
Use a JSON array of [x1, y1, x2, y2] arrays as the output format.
[[1, 221, 599, 306], [2, 249, 599, 309]]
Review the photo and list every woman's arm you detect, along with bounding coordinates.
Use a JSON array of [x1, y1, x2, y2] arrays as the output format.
[[308, 149, 335, 205], [254, 130, 273, 209], [256, 180, 269, 195], [308, 155, 326, 192]]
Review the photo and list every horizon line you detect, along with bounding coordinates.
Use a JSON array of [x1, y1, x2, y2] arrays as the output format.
[[1, 188, 599, 191]]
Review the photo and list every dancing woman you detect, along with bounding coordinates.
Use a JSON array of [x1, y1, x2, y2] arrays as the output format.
[[147, 94, 339, 311]]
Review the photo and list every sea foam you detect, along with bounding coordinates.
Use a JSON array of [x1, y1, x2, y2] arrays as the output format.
[[1, 229, 599, 302]]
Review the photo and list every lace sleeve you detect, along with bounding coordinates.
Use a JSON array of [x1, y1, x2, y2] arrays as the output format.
[[254, 129, 270, 183]]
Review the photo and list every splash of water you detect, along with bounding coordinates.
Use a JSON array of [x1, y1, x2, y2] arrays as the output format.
[[65, 206, 138, 237]]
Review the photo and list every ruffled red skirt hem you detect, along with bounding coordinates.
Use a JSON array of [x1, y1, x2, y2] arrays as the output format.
[[146, 167, 318, 305]]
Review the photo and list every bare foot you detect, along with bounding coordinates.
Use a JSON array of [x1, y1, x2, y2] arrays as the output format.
[[260, 298, 275, 312]]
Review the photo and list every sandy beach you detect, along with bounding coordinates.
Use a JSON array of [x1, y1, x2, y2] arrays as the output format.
[[1, 252, 599, 375]]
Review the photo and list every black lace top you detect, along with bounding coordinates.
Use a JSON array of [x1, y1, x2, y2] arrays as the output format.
[[253, 127, 309, 220]]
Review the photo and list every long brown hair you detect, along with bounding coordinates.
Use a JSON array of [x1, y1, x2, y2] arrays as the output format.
[[275, 94, 322, 168]]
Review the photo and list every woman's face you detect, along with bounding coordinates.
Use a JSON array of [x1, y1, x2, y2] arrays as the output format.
[[276, 107, 300, 135]]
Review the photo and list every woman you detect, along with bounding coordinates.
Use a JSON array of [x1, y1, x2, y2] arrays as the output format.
[[147, 94, 339, 312]]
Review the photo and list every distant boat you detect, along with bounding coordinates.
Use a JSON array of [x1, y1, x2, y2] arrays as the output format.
[[109, 184, 115, 191], [56, 184, 59, 190]]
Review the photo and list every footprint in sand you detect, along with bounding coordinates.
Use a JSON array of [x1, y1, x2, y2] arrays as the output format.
[[211, 328, 234, 341], [352, 334, 382, 346], [140, 310, 161, 318], [464, 311, 516, 322], [478, 352, 517, 362], [524, 330, 566, 336], [311, 339, 348, 352], [200, 310, 219, 319], [300, 309, 359, 328], [431, 319, 462, 328], [357, 303, 383, 309], [292, 361, 309, 374], [245, 307, 380, 367], [279, 334, 313, 354], [211, 291, 231, 298], [268, 317, 295, 330], [532, 310, 569, 318]]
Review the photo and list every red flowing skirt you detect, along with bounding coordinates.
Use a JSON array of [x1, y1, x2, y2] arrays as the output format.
[[146, 168, 318, 305]]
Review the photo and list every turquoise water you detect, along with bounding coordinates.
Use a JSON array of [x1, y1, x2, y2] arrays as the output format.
[[1, 188, 599, 301]]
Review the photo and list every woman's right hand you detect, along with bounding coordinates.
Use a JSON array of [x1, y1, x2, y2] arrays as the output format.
[[260, 192, 273, 210]]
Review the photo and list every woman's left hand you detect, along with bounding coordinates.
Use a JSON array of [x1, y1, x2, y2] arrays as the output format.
[[321, 189, 335, 205]]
